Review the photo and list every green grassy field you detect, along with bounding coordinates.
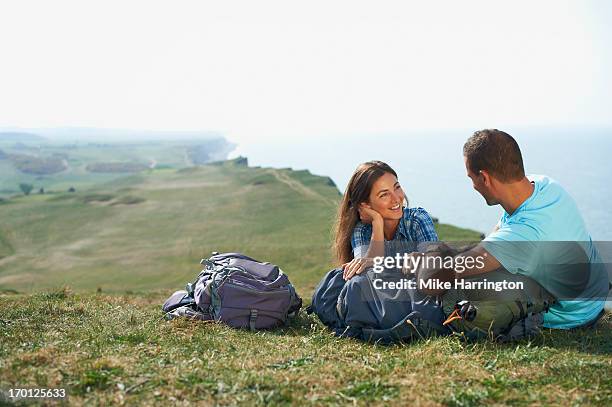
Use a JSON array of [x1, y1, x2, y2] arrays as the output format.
[[0, 159, 479, 295], [1, 290, 610, 406], [0, 137, 233, 198], [0, 162, 609, 406]]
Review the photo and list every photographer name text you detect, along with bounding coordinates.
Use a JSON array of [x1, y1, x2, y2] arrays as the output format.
[[373, 278, 524, 291]]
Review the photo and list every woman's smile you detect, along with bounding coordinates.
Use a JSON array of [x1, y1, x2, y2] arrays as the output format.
[[386, 203, 403, 217], [367, 172, 406, 220]]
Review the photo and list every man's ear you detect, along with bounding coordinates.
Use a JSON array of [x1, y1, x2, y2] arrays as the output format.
[[480, 170, 492, 187]]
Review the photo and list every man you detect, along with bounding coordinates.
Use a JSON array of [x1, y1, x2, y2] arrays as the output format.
[[419, 129, 609, 336], [424, 129, 607, 331]]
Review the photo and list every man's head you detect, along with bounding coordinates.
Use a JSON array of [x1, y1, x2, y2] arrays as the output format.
[[463, 129, 525, 205]]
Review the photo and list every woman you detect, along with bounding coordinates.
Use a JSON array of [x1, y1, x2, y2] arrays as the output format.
[[332, 161, 438, 281]]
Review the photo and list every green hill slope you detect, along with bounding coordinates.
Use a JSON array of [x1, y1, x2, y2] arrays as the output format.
[[0, 161, 481, 295], [0, 162, 609, 406]]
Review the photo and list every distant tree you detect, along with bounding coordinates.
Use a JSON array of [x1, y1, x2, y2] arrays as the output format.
[[68, 187, 76, 193], [19, 183, 34, 196], [39, 187, 45, 194]]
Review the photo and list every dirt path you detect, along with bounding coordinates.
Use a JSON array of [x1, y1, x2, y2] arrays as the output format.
[[269, 170, 337, 207]]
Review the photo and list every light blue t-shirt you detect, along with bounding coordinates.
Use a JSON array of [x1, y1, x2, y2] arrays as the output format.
[[482, 175, 608, 329]]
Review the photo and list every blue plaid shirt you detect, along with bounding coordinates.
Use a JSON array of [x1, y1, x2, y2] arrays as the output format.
[[350, 207, 438, 258]]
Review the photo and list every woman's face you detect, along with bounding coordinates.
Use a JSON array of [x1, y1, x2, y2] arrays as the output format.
[[366, 172, 405, 220]]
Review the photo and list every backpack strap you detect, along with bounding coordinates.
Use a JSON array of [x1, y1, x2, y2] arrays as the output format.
[[249, 309, 258, 331], [361, 311, 450, 345], [515, 300, 526, 320]]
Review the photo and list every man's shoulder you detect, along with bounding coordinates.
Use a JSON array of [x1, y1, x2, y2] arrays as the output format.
[[527, 174, 582, 215], [503, 174, 588, 241], [528, 174, 568, 201]]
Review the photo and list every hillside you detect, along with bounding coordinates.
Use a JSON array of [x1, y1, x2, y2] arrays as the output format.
[[0, 160, 480, 295], [0, 162, 609, 406]]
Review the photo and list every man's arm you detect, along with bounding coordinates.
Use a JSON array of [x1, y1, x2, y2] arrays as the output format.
[[414, 243, 502, 295], [448, 218, 501, 277], [452, 244, 501, 278]]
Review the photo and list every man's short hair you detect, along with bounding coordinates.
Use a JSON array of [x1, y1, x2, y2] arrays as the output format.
[[463, 129, 525, 182]]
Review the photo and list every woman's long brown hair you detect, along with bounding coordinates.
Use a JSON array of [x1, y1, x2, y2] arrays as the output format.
[[332, 161, 398, 265]]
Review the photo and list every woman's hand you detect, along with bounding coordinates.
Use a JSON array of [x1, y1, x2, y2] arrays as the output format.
[[342, 257, 373, 281], [358, 203, 383, 225]]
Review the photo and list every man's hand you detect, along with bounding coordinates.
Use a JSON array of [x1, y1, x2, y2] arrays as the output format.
[[415, 242, 502, 295], [400, 252, 424, 275], [342, 257, 374, 281], [414, 250, 455, 295]]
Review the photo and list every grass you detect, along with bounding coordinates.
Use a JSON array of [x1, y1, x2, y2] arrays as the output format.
[[0, 162, 608, 405], [0, 290, 609, 405], [0, 228, 14, 259]]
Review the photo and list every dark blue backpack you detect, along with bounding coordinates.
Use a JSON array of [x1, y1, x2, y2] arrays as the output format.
[[307, 268, 449, 344]]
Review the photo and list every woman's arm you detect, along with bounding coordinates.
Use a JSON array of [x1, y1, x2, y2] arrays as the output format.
[[363, 205, 385, 259], [343, 204, 384, 280]]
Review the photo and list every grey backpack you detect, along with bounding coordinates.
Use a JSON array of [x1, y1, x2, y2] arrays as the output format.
[[307, 267, 450, 344], [163, 252, 302, 330]]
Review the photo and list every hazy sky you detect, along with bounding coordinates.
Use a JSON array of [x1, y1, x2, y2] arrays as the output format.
[[1, 0, 610, 142]]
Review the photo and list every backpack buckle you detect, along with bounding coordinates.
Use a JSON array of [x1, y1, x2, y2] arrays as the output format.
[[249, 309, 258, 331]]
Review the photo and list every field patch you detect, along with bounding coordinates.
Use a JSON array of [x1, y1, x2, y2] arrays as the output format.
[[0, 228, 14, 259], [0, 137, 234, 199], [86, 162, 149, 173], [7, 153, 67, 175]]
